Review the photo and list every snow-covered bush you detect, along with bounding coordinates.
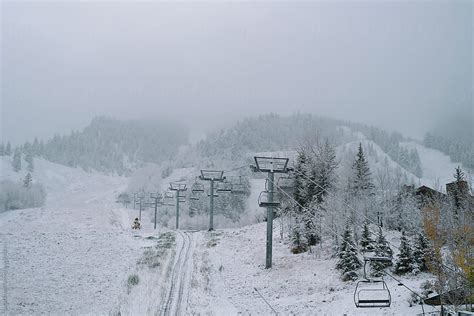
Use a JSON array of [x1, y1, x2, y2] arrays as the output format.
[[0, 179, 46, 212]]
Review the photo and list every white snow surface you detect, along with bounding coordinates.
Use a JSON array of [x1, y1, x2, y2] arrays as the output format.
[[0, 144, 451, 315], [0, 157, 159, 315], [189, 223, 438, 315]]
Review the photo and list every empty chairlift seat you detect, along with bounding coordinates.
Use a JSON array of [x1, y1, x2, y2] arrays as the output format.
[[276, 176, 295, 194], [258, 191, 280, 207], [354, 256, 392, 308], [191, 182, 205, 193], [216, 182, 232, 193]]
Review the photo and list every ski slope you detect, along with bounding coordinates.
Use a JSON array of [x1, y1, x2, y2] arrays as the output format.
[[0, 157, 150, 314]]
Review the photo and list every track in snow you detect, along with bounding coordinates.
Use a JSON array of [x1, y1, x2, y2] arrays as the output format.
[[160, 231, 194, 316]]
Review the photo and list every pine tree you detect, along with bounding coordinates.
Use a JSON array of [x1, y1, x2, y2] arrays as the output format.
[[394, 232, 415, 275], [350, 143, 375, 196], [290, 220, 308, 254], [25, 150, 34, 172], [413, 232, 432, 273], [0, 143, 4, 156], [360, 221, 374, 252], [5, 142, 11, 156], [371, 227, 393, 276], [23, 173, 32, 188], [454, 166, 465, 182], [314, 139, 338, 203], [12, 148, 22, 172], [294, 149, 308, 209], [336, 223, 361, 275]]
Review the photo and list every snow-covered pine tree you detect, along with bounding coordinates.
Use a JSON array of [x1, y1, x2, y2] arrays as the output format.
[[0, 143, 4, 156], [290, 219, 308, 254], [350, 143, 375, 196], [412, 232, 432, 273], [371, 227, 393, 276], [294, 148, 308, 210], [314, 139, 338, 204], [23, 173, 33, 188], [336, 223, 361, 275], [394, 232, 415, 275], [12, 148, 22, 172], [360, 221, 374, 252], [25, 150, 34, 172], [5, 142, 11, 156]]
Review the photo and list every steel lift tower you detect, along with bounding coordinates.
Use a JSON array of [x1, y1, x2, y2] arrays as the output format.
[[199, 170, 225, 231], [169, 183, 187, 229], [251, 157, 290, 269]]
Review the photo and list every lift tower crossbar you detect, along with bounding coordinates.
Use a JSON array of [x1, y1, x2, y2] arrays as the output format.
[[251, 156, 290, 269], [169, 183, 187, 229], [199, 170, 225, 231]]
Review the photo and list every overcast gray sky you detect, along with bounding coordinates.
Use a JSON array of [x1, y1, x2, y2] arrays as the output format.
[[1, 0, 472, 144]]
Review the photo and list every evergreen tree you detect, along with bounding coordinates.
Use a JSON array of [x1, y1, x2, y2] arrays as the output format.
[[0, 143, 4, 156], [5, 142, 11, 156], [290, 219, 308, 254], [294, 149, 309, 209], [314, 139, 338, 203], [454, 165, 465, 182], [12, 148, 21, 172], [413, 232, 432, 273], [394, 232, 415, 275], [336, 223, 361, 274], [350, 143, 375, 196], [371, 227, 393, 276], [25, 150, 34, 172], [360, 221, 374, 252], [23, 173, 32, 188]]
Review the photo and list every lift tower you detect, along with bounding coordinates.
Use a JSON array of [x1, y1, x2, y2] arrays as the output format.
[[149, 193, 164, 230], [251, 157, 290, 269], [169, 183, 187, 229], [199, 170, 225, 231]]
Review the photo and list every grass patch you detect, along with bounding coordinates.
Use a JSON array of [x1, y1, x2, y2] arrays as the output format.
[[137, 232, 176, 269]]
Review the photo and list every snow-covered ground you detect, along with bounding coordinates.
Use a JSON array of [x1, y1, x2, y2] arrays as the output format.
[[0, 157, 161, 314], [189, 223, 439, 315], [0, 137, 457, 315], [401, 141, 466, 191]]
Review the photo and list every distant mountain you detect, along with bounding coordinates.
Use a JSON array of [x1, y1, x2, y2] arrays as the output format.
[[37, 117, 188, 175], [195, 113, 423, 177]]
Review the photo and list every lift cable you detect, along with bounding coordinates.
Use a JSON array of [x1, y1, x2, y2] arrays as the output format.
[[254, 168, 440, 313], [289, 167, 470, 282]]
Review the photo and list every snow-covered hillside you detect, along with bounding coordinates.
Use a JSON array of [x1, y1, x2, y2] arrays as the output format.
[[0, 157, 155, 314], [188, 223, 438, 315]]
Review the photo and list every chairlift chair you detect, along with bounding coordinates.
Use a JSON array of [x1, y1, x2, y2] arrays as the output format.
[[191, 181, 205, 193], [354, 256, 392, 308], [277, 176, 295, 194], [231, 183, 246, 194], [258, 191, 281, 207], [216, 181, 232, 193], [190, 192, 200, 201]]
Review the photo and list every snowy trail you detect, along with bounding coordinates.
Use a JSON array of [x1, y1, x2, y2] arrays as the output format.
[[0, 237, 7, 315], [160, 231, 195, 316]]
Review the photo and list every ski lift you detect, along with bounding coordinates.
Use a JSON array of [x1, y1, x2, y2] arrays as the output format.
[[177, 193, 186, 203], [191, 179, 205, 193], [190, 194, 200, 201], [163, 191, 175, 206], [354, 256, 392, 308], [277, 176, 295, 194], [230, 176, 246, 194], [216, 181, 232, 193], [258, 191, 280, 207]]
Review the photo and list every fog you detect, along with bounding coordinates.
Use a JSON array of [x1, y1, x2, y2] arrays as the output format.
[[1, 1, 472, 144]]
